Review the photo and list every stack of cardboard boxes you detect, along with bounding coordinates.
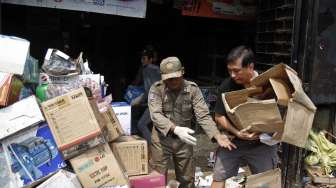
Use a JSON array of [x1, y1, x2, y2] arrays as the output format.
[[0, 34, 166, 188]]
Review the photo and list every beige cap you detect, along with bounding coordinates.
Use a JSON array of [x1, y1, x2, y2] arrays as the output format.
[[160, 57, 184, 80]]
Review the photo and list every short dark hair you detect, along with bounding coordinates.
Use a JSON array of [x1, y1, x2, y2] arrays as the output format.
[[226, 45, 254, 67], [141, 45, 156, 59]]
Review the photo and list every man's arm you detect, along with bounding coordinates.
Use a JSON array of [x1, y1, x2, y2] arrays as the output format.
[[214, 113, 240, 136], [140, 66, 161, 105], [214, 85, 259, 141], [191, 86, 220, 139], [215, 113, 259, 140], [148, 85, 175, 136], [192, 86, 236, 149]]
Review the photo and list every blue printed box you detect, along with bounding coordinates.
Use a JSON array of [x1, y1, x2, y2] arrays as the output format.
[[2, 123, 66, 187]]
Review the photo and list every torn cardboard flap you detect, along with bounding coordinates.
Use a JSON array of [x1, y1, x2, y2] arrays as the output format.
[[285, 69, 316, 111], [224, 87, 263, 109], [269, 78, 291, 106], [251, 63, 296, 86], [281, 100, 315, 147], [251, 63, 315, 112]]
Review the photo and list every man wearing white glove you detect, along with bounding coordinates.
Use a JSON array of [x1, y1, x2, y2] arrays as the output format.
[[148, 57, 236, 188]]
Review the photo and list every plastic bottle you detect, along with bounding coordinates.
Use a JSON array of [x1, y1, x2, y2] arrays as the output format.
[[36, 83, 48, 102], [36, 73, 49, 102]]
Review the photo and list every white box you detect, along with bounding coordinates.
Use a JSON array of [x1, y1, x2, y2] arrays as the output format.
[[0, 96, 44, 140], [37, 170, 82, 188], [112, 102, 131, 135], [0, 35, 30, 75]]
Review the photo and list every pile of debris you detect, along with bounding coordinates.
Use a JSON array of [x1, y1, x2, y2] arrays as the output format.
[[0, 35, 164, 188]]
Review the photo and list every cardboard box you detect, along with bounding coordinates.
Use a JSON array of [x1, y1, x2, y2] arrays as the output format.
[[36, 170, 82, 188], [112, 102, 131, 135], [0, 95, 44, 140], [111, 135, 148, 176], [41, 87, 106, 159], [70, 143, 129, 188], [0, 35, 30, 75], [251, 63, 317, 147], [222, 87, 284, 133], [1, 123, 66, 187], [222, 64, 316, 147], [101, 106, 125, 142], [245, 168, 281, 188], [129, 171, 165, 188]]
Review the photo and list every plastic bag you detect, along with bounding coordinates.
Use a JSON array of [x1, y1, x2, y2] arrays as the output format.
[[124, 85, 144, 105], [45, 76, 102, 101], [42, 49, 79, 76], [23, 55, 39, 84]]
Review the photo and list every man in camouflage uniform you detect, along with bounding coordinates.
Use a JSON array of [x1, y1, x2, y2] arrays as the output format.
[[148, 57, 236, 188]]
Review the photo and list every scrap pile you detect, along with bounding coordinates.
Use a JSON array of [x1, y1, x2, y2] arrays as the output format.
[[0, 35, 165, 188]]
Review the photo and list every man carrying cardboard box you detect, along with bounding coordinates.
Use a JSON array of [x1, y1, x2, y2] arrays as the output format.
[[148, 56, 235, 188], [211, 46, 278, 188]]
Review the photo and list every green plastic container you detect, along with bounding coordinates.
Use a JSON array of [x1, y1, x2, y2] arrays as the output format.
[[36, 83, 48, 102]]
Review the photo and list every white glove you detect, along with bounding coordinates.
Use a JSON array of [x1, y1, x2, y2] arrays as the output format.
[[173, 126, 197, 146]]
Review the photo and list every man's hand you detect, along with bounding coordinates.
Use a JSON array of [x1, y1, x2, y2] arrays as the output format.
[[236, 130, 260, 140], [173, 126, 197, 146], [214, 134, 237, 151]]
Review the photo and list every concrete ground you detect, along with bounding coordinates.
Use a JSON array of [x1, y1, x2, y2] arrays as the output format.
[[167, 133, 218, 180]]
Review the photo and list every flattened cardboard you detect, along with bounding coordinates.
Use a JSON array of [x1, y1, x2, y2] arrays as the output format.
[[70, 144, 129, 188], [41, 87, 105, 159], [111, 135, 148, 176], [269, 78, 291, 106], [245, 168, 281, 188]]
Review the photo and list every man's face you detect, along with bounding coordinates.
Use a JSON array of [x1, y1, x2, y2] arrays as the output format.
[[141, 56, 152, 65], [227, 57, 254, 85], [164, 77, 183, 92]]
